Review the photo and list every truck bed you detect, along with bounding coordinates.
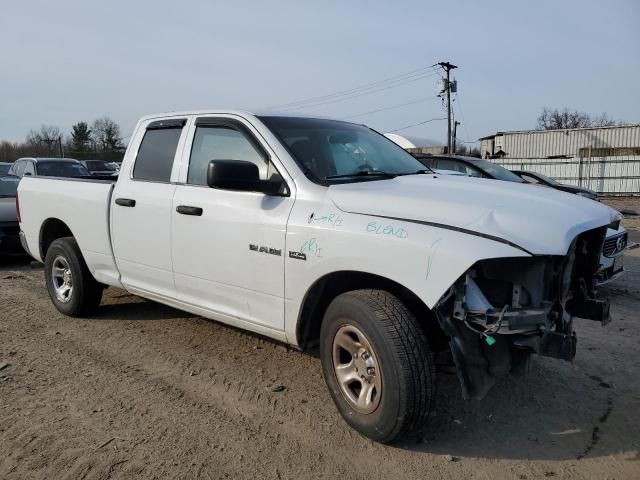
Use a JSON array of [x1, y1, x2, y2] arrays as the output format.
[[18, 176, 122, 287]]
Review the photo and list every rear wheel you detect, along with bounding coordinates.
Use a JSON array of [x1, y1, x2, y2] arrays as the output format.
[[320, 289, 435, 443], [44, 237, 103, 316]]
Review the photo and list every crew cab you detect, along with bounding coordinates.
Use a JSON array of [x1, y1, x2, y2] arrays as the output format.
[[17, 111, 620, 443]]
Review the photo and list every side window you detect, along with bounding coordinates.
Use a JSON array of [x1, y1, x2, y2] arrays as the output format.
[[437, 159, 466, 174], [419, 158, 437, 169], [187, 126, 268, 186], [463, 165, 485, 178], [132, 125, 183, 182], [12, 161, 26, 176], [522, 174, 540, 184], [24, 162, 36, 176]]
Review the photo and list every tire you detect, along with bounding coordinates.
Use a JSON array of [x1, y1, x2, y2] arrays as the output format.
[[44, 237, 103, 316], [320, 289, 435, 443]]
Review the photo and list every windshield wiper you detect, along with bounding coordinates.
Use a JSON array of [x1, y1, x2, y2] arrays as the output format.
[[325, 170, 397, 180], [397, 168, 434, 175]]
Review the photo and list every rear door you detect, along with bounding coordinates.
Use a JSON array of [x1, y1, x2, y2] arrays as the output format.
[[111, 117, 190, 298], [171, 115, 294, 331]]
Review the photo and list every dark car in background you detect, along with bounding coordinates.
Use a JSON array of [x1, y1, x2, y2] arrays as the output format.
[[9, 157, 91, 178], [0, 162, 12, 175], [79, 159, 120, 176], [0, 175, 23, 255], [511, 170, 598, 201], [413, 154, 526, 183]]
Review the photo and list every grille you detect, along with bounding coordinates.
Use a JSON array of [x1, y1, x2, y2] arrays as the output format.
[[603, 232, 628, 257]]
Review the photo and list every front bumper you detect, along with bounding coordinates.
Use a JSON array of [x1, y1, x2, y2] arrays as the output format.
[[436, 226, 611, 400]]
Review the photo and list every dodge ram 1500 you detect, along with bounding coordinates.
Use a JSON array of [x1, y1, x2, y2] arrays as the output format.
[[18, 111, 619, 442]]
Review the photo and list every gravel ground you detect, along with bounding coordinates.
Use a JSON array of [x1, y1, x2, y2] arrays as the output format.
[[1, 199, 639, 479]]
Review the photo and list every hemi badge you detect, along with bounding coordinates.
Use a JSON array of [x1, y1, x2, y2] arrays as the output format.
[[289, 251, 307, 261]]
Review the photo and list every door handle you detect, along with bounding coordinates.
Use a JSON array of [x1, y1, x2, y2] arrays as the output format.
[[176, 205, 203, 216], [115, 198, 136, 207]]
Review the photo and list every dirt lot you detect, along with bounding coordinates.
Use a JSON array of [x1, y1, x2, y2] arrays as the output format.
[[1, 200, 639, 480]]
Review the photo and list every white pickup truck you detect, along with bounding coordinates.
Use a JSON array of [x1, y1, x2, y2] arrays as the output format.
[[18, 111, 620, 442]]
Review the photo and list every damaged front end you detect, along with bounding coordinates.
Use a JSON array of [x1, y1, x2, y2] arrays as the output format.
[[434, 226, 611, 400]]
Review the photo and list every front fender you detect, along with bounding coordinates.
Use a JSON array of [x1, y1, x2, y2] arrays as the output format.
[[283, 198, 529, 344]]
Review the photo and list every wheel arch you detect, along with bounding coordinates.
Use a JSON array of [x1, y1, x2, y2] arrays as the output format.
[[39, 218, 74, 260], [295, 270, 447, 351]]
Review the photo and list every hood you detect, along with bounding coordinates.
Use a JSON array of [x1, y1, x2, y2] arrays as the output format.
[[328, 174, 616, 255]]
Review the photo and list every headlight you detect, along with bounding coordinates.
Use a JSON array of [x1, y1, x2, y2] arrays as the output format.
[[609, 208, 623, 224]]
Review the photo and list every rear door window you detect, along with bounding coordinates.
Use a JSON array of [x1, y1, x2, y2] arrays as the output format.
[[133, 120, 185, 182]]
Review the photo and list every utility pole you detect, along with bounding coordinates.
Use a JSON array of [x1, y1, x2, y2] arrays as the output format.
[[58, 136, 64, 158], [452, 120, 460, 154], [438, 61, 457, 153]]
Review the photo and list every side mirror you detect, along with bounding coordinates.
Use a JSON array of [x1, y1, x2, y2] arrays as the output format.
[[206, 160, 288, 196], [24, 172, 32, 176]]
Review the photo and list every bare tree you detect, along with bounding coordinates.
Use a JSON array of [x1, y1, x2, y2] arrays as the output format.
[[25, 124, 62, 154], [591, 112, 617, 127], [536, 108, 618, 130], [454, 144, 481, 157], [92, 117, 123, 152]]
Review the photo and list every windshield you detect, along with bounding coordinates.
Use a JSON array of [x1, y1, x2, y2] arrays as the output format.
[[0, 164, 10, 175], [470, 158, 524, 183], [259, 116, 428, 183], [37, 161, 90, 177], [85, 160, 118, 172], [0, 176, 19, 196]]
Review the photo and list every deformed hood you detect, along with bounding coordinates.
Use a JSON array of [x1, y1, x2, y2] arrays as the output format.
[[328, 174, 616, 255]]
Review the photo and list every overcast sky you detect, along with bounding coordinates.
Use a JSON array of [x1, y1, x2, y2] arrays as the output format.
[[1, 0, 638, 145]]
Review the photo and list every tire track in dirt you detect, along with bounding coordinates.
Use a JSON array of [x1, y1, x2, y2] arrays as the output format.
[[0, 272, 408, 479], [3, 266, 640, 479]]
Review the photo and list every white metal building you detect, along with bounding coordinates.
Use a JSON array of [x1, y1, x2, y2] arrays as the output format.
[[479, 124, 640, 195], [480, 124, 640, 159]]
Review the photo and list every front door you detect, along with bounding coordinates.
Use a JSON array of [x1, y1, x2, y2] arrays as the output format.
[[171, 116, 294, 331]]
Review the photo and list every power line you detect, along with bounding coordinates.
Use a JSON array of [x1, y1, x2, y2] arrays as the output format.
[[281, 71, 440, 111], [387, 117, 447, 133], [268, 64, 439, 110], [341, 97, 438, 120], [454, 92, 474, 144]]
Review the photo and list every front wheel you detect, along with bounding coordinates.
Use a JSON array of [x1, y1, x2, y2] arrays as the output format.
[[44, 237, 103, 316], [320, 289, 435, 443]]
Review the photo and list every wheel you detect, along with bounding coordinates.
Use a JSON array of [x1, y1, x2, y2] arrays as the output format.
[[44, 237, 103, 316], [320, 289, 435, 443]]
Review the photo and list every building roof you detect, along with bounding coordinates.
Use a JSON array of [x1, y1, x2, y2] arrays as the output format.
[[479, 123, 640, 141]]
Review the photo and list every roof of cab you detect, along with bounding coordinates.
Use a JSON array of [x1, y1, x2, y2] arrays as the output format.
[[137, 110, 347, 123]]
